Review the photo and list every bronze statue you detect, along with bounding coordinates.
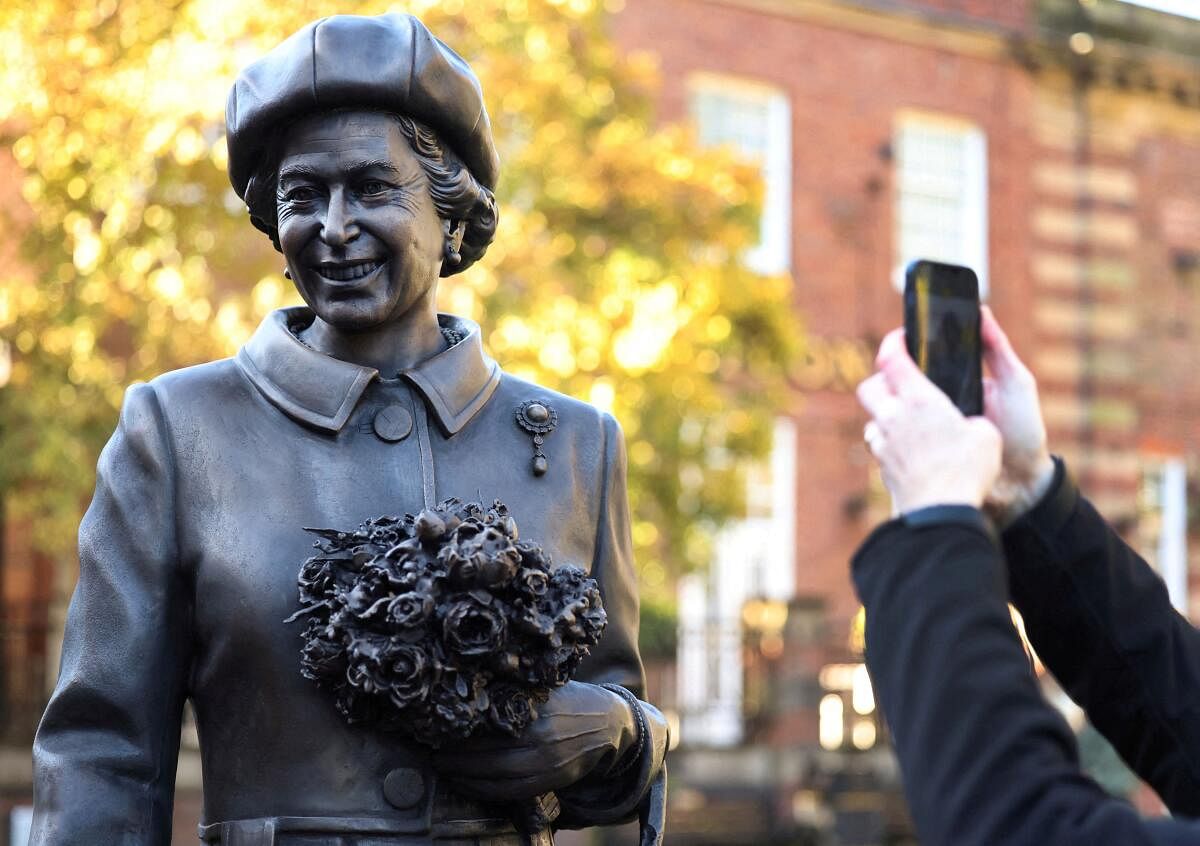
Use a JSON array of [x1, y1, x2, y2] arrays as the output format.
[[31, 13, 667, 845]]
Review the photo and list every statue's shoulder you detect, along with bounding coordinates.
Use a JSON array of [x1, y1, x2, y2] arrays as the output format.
[[139, 356, 252, 416], [490, 371, 623, 448]]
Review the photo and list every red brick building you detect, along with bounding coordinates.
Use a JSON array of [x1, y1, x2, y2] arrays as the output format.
[[614, 0, 1200, 841]]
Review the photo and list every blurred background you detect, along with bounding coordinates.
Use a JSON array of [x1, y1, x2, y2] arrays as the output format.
[[2, 0, 1200, 843]]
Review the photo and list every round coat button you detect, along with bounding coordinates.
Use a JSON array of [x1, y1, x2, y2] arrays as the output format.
[[373, 404, 413, 442], [383, 767, 426, 809]]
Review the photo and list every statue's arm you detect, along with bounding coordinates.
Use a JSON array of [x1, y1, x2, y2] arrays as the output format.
[[557, 411, 669, 831], [30, 381, 190, 845]]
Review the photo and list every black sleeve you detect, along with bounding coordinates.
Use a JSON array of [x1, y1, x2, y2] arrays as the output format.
[[1003, 460, 1200, 815], [30, 382, 191, 845], [853, 514, 1200, 846]]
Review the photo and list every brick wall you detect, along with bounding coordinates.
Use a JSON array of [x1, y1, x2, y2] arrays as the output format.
[[616, 0, 1038, 634], [617, 0, 1200, 768]]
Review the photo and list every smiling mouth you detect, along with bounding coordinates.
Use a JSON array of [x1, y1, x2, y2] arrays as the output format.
[[314, 259, 385, 282]]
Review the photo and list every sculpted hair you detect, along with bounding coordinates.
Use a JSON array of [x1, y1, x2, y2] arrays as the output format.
[[243, 111, 499, 276]]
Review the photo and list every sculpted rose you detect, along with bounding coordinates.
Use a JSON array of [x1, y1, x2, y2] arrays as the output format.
[[430, 671, 487, 736], [515, 566, 549, 598], [438, 544, 479, 586], [443, 596, 507, 657], [489, 684, 539, 736], [299, 619, 346, 682], [387, 592, 434, 628], [346, 638, 388, 695], [384, 643, 432, 708]]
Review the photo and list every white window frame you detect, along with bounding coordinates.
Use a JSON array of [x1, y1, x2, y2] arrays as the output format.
[[675, 418, 796, 747], [687, 73, 792, 275], [10, 807, 32, 846], [894, 111, 989, 296], [1140, 457, 1190, 616]]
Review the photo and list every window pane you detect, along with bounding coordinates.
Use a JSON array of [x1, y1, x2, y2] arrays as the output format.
[[689, 77, 790, 275], [895, 115, 989, 294]]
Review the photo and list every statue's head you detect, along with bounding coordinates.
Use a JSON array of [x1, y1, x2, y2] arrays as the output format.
[[225, 14, 499, 328]]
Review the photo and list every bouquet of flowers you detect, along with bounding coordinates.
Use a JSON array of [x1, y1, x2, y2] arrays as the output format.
[[286, 498, 607, 748]]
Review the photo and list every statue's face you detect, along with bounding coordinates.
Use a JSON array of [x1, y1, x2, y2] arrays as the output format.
[[276, 110, 445, 331]]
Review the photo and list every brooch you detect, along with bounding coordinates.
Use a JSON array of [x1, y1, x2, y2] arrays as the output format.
[[515, 400, 558, 477]]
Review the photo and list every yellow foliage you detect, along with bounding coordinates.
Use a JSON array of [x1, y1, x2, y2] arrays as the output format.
[[0, 0, 800, 594]]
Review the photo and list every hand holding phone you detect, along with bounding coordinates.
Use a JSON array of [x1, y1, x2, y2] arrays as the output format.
[[903, 260, 983, 416]]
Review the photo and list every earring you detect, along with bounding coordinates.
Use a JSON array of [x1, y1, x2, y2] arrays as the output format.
[[283, 267, 292, 280], [443, 219, 465, 268]]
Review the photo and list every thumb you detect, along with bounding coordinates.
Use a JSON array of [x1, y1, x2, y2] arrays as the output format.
[[983, 377, 1001, 420], [981, 306, 1027, 382], [876, 329, 933, 399]]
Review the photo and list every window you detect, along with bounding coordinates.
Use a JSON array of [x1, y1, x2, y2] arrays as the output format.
[[894, 113, 989, 295], [676, 419, 797, 746], [10, 807, 32, 846], [688, 74, 791, 275], [1138, 457, 1189, 615]]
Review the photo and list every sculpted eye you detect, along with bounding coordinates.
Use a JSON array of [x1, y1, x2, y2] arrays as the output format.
[[284, 186, 319, 203], [359, 180, 390, 197]]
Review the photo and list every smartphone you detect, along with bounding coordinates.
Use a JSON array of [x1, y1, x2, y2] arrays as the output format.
[[903, 259, 983, 416]]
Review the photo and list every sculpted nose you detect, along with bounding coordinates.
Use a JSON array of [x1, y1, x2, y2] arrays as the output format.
[[320, 189, 359, 247]]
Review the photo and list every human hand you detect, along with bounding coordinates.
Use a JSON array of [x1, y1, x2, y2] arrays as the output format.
[[430, 680, 637, 801], [858, 329, 1002, 514], [979, 307, 1056, 524]]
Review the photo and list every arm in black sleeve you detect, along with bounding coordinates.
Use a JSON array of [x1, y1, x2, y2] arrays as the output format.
[[853, 512, 1200, 846], [1003, 459, 1200, 814], [30, 382, 191, 845]]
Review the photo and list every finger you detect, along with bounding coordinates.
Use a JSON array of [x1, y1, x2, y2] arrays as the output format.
[[982, 377, 1000, 419], [863, 421, 885, 456], [434, 746, 542, 777], [447, 774, 561, 802], [433, 734, 538, 756], [436, 727, 545, 753], [876, 329, 934, 399], [434, 725, 613, 777], [981, 306, 1024, 381], [856, 373, 896, 420], [874, 328, 907, 370], [439, 741, 605, 797]]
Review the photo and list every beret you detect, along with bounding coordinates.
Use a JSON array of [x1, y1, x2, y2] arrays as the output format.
[[225, 13, 500, 198]]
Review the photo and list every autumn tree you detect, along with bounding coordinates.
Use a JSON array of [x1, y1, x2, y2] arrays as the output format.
[[0, 0, 799, 603]]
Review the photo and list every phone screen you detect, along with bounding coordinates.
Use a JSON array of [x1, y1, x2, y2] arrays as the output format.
[[904, 261, 983, 416]]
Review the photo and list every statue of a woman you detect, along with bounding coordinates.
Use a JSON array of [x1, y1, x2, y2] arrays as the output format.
[[30, 14, 667, 845]]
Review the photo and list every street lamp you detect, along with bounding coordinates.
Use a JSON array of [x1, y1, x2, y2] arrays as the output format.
[[741, 596, 789, 737], [742, 596, 789, 659], [818, 661, 878, 752]]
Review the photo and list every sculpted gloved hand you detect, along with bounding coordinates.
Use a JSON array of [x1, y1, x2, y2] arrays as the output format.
[[430, 680, 638, 801]]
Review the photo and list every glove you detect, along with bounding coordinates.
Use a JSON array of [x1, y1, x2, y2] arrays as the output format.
[[430, 680, 637, 801]]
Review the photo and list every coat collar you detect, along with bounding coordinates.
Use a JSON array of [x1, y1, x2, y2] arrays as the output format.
[[236, 307, 502, 435]]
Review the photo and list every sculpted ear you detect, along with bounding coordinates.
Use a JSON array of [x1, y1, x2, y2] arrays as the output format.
[[443, 219, 467, 268]]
